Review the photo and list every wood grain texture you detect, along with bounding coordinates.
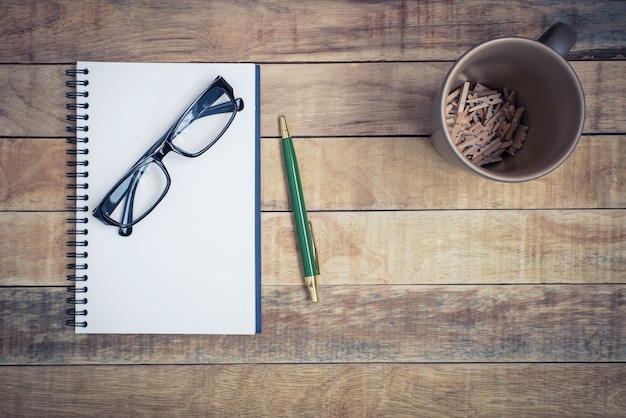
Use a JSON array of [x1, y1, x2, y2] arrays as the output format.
[[261, 62, 626, 136], [262, 136, 626, 211], [0, 138, 67, 210], [0, 212, 66, 285], [264, 209, 626, 285], [2, 135, 624, 212], [1, 286, 624, 364], [2, 364, 626, 417], [0, 62, 624, 137], [0, 65, 67, 137], [4, 207, 624, 286], [0, 1, 624, 63], [0, 1, 624, 415]]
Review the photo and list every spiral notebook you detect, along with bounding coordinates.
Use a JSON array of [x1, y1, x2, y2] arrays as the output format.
[[66, 62, 261, 334]]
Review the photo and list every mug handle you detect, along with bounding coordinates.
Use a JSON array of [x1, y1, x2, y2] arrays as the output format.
[[537, 22, 578, 58]]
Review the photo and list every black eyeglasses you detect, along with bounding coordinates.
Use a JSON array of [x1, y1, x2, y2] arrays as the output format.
[[93, 76, 244, 236]]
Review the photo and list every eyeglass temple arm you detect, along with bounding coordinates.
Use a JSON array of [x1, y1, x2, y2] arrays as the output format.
[[174, 94, 244, 136], [197, 97, 244, 117], [194, 85, 244, 117]]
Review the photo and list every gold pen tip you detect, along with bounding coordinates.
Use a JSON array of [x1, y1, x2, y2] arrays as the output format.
[[305, 276, 319, 303], [279, 115, 290, 139]]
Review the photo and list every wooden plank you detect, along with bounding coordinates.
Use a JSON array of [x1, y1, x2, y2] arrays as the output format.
[[0, 138, 68, 210], [1, 364, 625, 416], [1, 286, 624, 364], [262, 136, 626, 211], [0, 212, 66, 285], [265, 209, 626, 285], [5, 208, 624, 286], [261, 62, 626, 136], [582, 61, 626, 134], [0, 62, 624, 138], [0, 65, 67, 137], [2, 135, 626, 212], [0, 1, 623, 63]]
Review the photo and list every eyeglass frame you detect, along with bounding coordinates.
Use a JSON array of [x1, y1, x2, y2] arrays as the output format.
[[92, 75, 244, 236]]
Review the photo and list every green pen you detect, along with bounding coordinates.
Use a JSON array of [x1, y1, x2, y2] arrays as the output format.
[[280, 115, 319, 303]]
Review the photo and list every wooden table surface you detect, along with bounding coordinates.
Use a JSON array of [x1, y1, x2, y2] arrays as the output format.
[[1, 1, 625, 416]]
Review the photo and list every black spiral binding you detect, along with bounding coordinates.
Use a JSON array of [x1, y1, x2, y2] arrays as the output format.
[[65, 68, 90, 328]]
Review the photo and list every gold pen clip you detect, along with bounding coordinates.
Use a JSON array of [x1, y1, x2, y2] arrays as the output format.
[[309, 221, 320, 274], [306, 221, 320, 303]]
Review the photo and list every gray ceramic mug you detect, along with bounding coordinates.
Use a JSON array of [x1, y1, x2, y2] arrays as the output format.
[[430, 22, 585, 182]]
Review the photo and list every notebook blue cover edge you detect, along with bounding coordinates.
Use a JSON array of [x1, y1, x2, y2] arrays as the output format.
[[255, 64, 262, 333]]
